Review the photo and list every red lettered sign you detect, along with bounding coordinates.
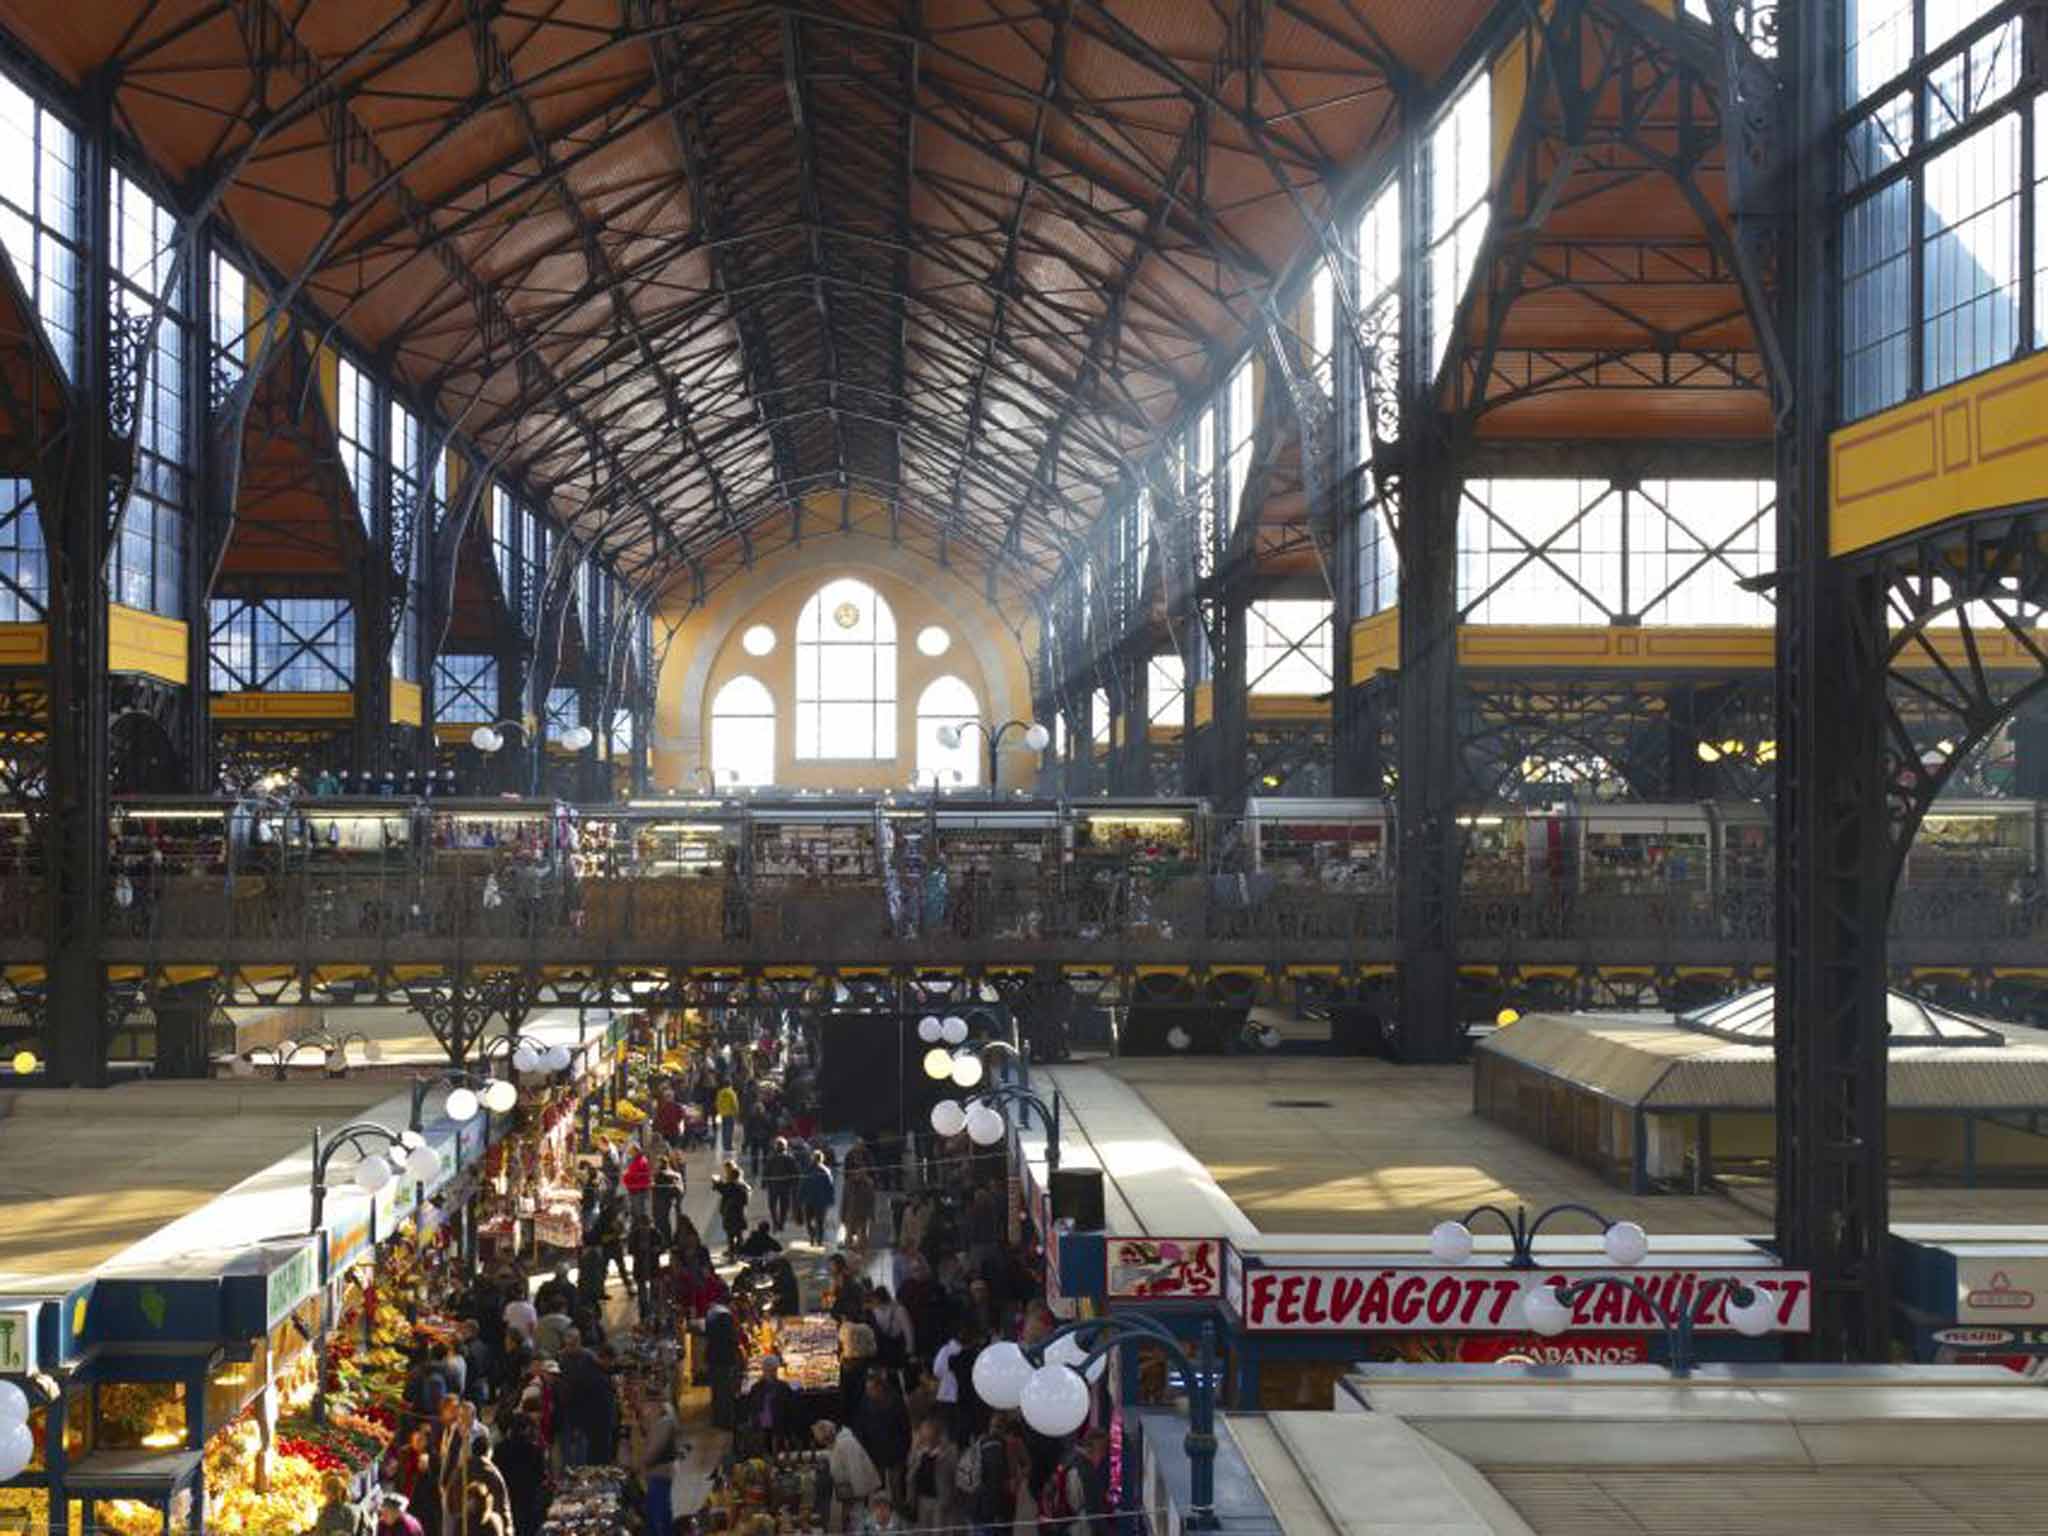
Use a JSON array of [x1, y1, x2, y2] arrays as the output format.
[[1237, 1267, 1811, 1334]]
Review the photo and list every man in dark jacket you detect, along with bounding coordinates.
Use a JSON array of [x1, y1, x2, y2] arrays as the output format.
[[851, 1371, 912, 1505], [553, 1331, 617, 1469], [704, 1301, 741, 1430], [738, 1354, 797, 1455], [762, 1138, 802, 1232]]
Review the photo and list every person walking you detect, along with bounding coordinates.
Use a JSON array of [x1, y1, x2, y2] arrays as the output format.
[[553, 1330, 616, 1469], [764, 1136, 802, 1232], [841, 1152, 877, 1252], [799, 1149, 836, 1247], [636, 1397, 682, 1536], [711, 1159, 752, 1260], [621, 1144, 654, 1224], [813, 1418, 882, 1534], [905, 1415, 958, 1532], [714, 1078, 740, 1153]]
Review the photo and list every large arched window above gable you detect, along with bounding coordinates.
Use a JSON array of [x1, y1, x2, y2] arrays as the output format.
[[916, 674, 981, 787], [795, 577, 897, 759], [711, 674, 776, 787]]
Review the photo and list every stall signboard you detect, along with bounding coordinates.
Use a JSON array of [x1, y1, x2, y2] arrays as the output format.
[[1954, 1259, 2048, 1324], [1238, 1265, 1812, 1334], [1108, 1238, 1223, 1301], [1919, 1323, 2048, 1378], [1361, 1331, 1651, 1366], [372, 1177, 401, 1244], [325, 1210, 373, 1279], [266, 1244, 319, 1332], [0, 1304, 36, 1373], [1222, 1245, 1245, 1323]]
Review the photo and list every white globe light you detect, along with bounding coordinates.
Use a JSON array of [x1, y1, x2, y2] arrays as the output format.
[[972, 1341, 1033, 1411], [1518, 1284, 1572, 1337], [965, 1102, 1006, 1146], [1041, 1332, 1104, 1383], [930, 1099, 968, 1138], [544, 1043, 573, 1073], [1019, 1364, 1091, 1439], [1429, 1220, 1475, 1265], [406, 1143, 443, 1183], [923, 1047, 956, 1081], [1023, 723, 1051, 752], [483, 1078, 519, 1115], [950, 1052, 985, 1089], [917, 1015, 944, 1044], [444, 1086, 481, 1123], [0, 1380, 28, 1430], [512, 1043, 540, 1074], [228, 1054, 255, 1078], [470, 726, 501, 753], [0, 1421, 31, 1482], [1165, 1025, 1191, 1052], [354, 1155, 393, 1194], [936, 725, 962, 750], [399, 1129, 425, 1149], [941, 1015, 969, 1046], [560, 726, 594, 752], [1602, 1220, 1650, 1268], [1727, 1285, 1777, 1338]]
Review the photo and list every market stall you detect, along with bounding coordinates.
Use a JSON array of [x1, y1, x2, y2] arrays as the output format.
[[1893, 1227, 2048, 1378]]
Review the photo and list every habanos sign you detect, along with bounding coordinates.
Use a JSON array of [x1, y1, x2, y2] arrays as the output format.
[[1237, 1265, 1812, 1334]]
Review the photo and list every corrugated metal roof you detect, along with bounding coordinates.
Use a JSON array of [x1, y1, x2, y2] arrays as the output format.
[[1480, 1012, 2048, 1112]]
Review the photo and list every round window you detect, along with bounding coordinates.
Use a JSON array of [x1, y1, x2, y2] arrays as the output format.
[[916, 625, 952, 657], [741, 624, 776, 657]]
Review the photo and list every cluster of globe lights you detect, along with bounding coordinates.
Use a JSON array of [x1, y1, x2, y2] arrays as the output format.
[[0, 1380, 28, 1482], [470, 723, 592, 754], [969, 1330, 1106, 1440], [1426, 1215, 1777, 1338], [918, 1016, 1007, 1143]]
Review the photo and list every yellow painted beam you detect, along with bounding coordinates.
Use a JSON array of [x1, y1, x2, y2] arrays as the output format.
[[107, 604, 188, 685], [1191, 680, 1215, 728], [1350, 609, 1401, 677], [391, 677, 424, 727], [0, 622, 48, 667], [1248, 692, 1330, 721], [1831, 350, 2048, 554], [212, 691, 355, 721]]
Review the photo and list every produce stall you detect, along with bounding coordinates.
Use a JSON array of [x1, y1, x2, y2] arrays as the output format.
[[540, 1463, 629, 1536], [704, 1451, 833, 1534]]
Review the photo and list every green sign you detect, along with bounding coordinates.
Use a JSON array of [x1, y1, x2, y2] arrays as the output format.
[[0, 1306, 32, 1373], [265, 1244, 318, 1331]]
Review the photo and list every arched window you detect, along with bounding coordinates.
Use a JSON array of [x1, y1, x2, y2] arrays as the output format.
[[710, 675, 776, 787], [795, 577, 896, 759], [916, 675, 981, 787]]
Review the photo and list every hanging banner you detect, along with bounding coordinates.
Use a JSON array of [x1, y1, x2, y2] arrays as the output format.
[[1237, 1266, 1811, 1334]]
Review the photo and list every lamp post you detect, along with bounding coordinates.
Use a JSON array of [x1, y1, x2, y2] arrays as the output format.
[[1518, 1273, 1778, 1377], [934, 718, 1051, 790], [480, 1029, 575, 1083], [307, 1120, 444, 1425], [309, 1121, 442, 1234], [409, 1069, 519, 1133], [929, 1083, 1064, 1175], [975, 1315, 1220, 1531], [1427, 1202, 1651, 1270]]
